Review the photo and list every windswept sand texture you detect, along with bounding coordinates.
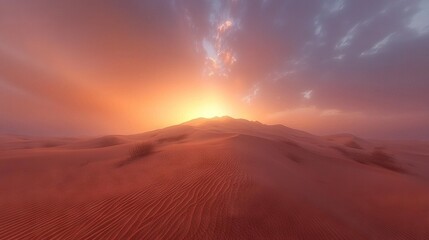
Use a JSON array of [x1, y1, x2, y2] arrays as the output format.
[[1, 117, 429, 239]]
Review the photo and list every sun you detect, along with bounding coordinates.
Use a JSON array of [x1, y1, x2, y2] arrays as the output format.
[[187, 99, 231, 119], [178, 95, 232, 122], [198, 102, 228, 118]]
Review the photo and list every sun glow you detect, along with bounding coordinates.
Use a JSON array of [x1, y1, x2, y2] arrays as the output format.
[[140, 86, 244, 131], [186, 100, 231, 120], [195, 102, 229, 119], [175, 93, 234, 123]]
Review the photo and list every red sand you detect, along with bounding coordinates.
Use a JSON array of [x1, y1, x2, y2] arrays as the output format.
[[1, 117, 429, 239]]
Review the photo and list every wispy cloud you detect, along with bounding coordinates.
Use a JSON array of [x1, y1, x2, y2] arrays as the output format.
[[302, 90, 313, 100], [360, 33, 396, 56]]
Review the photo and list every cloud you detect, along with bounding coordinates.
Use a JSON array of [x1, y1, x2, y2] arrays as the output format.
[[360, 32, 396, 56], [333, 54, 345, 60], [408, 0, 429, 35], [324, 0, 346, 14], [302, 90, 313, 100], [217, 20, 233, 33], [199, 0, 241, 78], [335, 22, 363, 50], [242, 84, 260, 104]]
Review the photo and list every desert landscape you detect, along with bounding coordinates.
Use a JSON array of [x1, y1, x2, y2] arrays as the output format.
[[2, 0, 429, 239], [1, 117, 429, 239]]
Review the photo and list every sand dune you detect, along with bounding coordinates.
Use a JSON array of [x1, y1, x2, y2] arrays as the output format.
[[1, 117, 429, 239]]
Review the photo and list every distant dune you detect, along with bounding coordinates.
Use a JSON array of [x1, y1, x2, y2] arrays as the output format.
[[1, 117, 429, 239]]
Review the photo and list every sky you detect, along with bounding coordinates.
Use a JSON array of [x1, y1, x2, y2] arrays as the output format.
[[0, 0, 428, 139]]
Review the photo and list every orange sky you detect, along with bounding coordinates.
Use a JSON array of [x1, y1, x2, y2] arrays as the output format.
[[1, 0, 429, 139]]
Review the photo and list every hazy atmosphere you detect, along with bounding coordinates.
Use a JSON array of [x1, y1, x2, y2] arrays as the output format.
[[1, 0, 429, 138], [2, 1, 429, 239]]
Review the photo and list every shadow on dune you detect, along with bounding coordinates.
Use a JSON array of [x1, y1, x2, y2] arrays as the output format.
[[157, 134, 187, 144], [116, 142, 155, 168], [333, 146, 405, 173], [116, 134, 188, 168], [344, 141, 363, 149]]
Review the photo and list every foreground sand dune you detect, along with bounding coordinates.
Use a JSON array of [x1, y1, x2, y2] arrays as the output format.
[[1, 117, 429, 239]]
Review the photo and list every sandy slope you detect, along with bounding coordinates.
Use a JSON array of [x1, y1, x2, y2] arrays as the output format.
[[1, 117, 428, 239]]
